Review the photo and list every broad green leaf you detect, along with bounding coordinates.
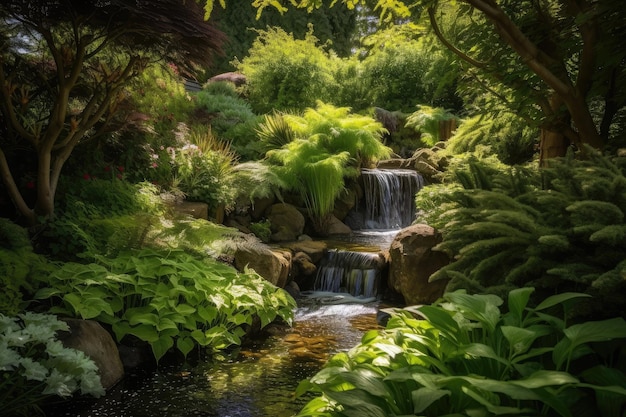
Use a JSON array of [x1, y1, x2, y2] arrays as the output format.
[[340, 369, 389, 397], [156, 317, 179, 331], [501, 326, 540, 355], [563, 317, 626, 346], [176, 335, 195, 358], [127, 323, 159, 342], [533, 292, 590, 312], [151, 335, 174, 362], [507, 287, 534, 326], [462, 385, 530, 415], [510, 370, 579, 389], [415, 305, 461, 341], [412, 387, 450, 413], [461, 343, 509, 365], [34, 287, 63, 299]]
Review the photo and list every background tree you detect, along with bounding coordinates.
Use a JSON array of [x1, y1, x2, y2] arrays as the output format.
[[208, 1, 357, 76], [0, 0, 223, 226], [234, 0, 626, 163]]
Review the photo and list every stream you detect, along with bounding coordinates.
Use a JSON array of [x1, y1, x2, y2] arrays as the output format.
[[44, 168, 421, 417], [45, 302, 380, 417]]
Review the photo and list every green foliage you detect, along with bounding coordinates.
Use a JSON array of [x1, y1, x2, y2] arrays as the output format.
[[249, 219, 272, 243], [236, 27, 338, 113], [446, 113, 538, 165], [208, 1, 357, 75], [404, 105, 459, 146], [173, 129, 238, 213], [295, 289, 626, 417], [34, 248, 296, 363], [38, 178, 165, 259], [417, 150, 626, 319], [0, 312, 104, 416], [0, 219, 53, 316], [265, 102, 391, 233]]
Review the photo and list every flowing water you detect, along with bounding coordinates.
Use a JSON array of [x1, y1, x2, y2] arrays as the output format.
[[45, 303, 380, 417]]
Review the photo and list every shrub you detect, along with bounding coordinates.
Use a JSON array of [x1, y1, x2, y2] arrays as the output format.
[[404, 105, 459, 147], [0, 219, 53, 315], [417, 150, 626, 319], [446, 112, 538, 165], [235, 26, 337, 113], [296, 289, 626, 417], [34, 248, 296, 363], [0, 312, 104, 416]]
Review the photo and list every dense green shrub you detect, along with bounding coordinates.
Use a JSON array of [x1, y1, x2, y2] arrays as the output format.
[[235, 27, 337, 113], [296, 289, 626, 417], [0, 219, 53, 315], [404, 105, 459, 146], [416, 150, 626, 319], [446, 113, 538, 165], [35, 248, 296, 362]]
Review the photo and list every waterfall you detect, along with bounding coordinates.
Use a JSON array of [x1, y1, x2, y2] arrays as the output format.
[[361, 168, 424, 229], [314, 250, 382, 298]]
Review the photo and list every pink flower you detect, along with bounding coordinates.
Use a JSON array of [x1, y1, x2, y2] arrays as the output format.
[[116, 174, 123, 180], [83, 173, 91, 180], [117, 166, 124, 173], [151, 162, 158, 168]]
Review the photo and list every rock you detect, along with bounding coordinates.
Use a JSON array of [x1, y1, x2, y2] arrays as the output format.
[[326, 214, 352, 235], [233, 241, 291, 287], [332, 183, 360, 221], [207, 71, 246, 87], [283, 240, 328, 264], [174, 201, 209, 220], [59, 319, 124, 390], [388, 224, 450, 305], [292, 252, 317, 277], [266, 203, 305, 242]]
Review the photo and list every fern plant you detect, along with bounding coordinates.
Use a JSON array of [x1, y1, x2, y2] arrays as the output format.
[[264, 102, 392, 234], [418, 150, 626, 319], [404, 104, 458, 146]]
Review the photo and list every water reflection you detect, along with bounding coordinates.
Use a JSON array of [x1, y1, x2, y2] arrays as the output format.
[[46, 303, 379, 417]]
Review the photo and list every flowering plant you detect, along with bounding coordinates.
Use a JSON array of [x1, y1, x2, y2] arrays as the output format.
[[0, 312, 104, 416]]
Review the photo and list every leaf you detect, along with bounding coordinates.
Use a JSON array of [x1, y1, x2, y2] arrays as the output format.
[[500, 326, 543, 355], [533, 292, 590, 312], [563, 317, 626, 346], [340, 369, 389, 398], [176, 335, 196, 358], [461, 343, 509, 365], [151, 334, 174, 363], [506, 287, 534, 326], [411, 387, 450, 413], [510, 370, 579, 389]]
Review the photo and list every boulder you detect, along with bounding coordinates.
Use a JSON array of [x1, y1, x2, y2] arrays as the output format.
[[283, 240, 328, 264], [388, 224, 450, 305], [174, 201, 208, 220], [266, 203, 305, 242], [233, 242, 291, 288], [326, 214, 352, 235], [59, 319, 124, 390], [207, 71, 247, 87]]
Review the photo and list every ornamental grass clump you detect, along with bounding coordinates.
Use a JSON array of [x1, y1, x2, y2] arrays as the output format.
[[295, 288, 626, 417], [0, 312, 104, 416]]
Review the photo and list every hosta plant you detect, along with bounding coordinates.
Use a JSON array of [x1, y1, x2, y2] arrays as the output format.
[[35, 248, 296, 362], [295, 288, 626, 417], [0, 312, 104, 416]]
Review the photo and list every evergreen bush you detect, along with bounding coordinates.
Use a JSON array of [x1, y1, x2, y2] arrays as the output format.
[[417, 150, 626, 319]]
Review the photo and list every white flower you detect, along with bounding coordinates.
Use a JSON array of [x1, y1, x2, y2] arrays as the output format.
[[20, 357, 49, 381]]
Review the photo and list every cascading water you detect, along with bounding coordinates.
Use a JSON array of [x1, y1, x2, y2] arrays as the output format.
[[315, 168, 425, 298], [313, 250, 383, 298], [360, 168, 425, 230]]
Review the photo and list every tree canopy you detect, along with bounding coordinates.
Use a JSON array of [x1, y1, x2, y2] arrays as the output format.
[[214, 0, 626, 160], [0, 0, 223, 225]]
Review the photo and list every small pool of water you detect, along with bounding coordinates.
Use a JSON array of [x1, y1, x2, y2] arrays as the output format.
[[46, 303, 380, 417]]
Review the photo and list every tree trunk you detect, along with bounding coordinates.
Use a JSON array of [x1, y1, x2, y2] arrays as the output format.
[[538, 128, 569, 167]]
